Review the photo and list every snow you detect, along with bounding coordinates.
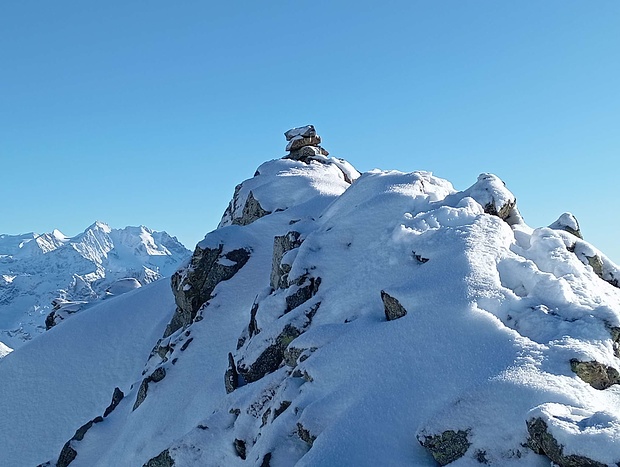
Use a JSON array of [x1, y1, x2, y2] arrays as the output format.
[[0, 279, 176, 466], [3, 155, 620, 466], [0, 340, 12, 357], [284, 125, 315, 141], [0, 222, 190, 348]]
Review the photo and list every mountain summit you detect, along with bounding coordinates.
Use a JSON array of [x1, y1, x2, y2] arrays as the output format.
[[2, 127, 620, 467], [0, 222, 190, 348]]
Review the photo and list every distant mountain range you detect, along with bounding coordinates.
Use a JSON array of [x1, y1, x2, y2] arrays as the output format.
[[0, 221, 190, 349]]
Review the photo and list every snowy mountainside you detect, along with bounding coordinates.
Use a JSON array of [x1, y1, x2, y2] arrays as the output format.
[[0, 221, 190, 349], [4, 134, 620, 466]]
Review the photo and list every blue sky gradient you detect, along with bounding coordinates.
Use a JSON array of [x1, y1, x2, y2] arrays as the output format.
[[1, 1, 619, 261]]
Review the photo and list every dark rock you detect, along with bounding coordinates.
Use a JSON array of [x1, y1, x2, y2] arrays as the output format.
[[285, 275, 321, 313], [527, 417, 606, 467], [273, 400, 291, 420], [284, 345, 317, 367], [418, 430, 471, 466], [45, 311, 56, 330], [232, 191, 271, 226], [238, 324, 303, 383], [260, 452, 272, 467], [286, 135, 322, 151], [103, 387, 124, 418], [381, 291, 408, 321], [166, 244, 251, 337], [270, 231, 303, 290], [297, 422, 317, 446], [56, 415, 105, 467], [412, 252, 429, 264], [286, 145, 329, 161], [143, 449, 175, 467], [261, 408, 271, 426], [248, 299, 260, 338], [225, 352, 239, 394], [570, 359, 620, 390], [56, 442, 78, 467], [180, 337, 193, 352], [233, 439, 247, 460], [133, 367, 167, 411]]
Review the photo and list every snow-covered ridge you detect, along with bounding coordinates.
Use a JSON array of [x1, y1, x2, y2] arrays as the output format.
[[3, 127, 620, 467], [0, 221, 190, 349]]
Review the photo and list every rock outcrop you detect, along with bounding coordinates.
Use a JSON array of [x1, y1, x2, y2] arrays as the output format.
[[418, 430, 471, 466], [283, 125, 329, 161], [166, 244, 251, 337]]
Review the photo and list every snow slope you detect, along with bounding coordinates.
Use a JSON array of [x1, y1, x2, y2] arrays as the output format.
[[4, 152, 620, 467], [0, 279, 175, 466], [0, 222, 190, 349]]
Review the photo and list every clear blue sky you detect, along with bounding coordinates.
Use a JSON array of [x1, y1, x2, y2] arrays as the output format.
[[1, 1, 619, 262]]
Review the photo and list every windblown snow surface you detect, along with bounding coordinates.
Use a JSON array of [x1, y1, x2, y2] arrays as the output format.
[[3, 156, 620, 466], [0, 222, 190, 349]]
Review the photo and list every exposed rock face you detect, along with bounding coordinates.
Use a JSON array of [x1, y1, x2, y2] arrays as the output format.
[[527, 417, 606, 467], [133, 367, 167, 411], [232, 191, 271, 226], [167, 244, 251, 337], [143, 449, 175, 467], [103, 387, 124, 417], [53, 385, 127, 466], [225, 352, 238, 394], [270, 231, 303, 290], [283, 124, 330, 161], [418, 430, 471, 466], [237, 324, 303, 383], [297, 422, 317, 446], [381, 290, 408, 321], [570, 359, 620, 390], [285, 275, 321, 313]]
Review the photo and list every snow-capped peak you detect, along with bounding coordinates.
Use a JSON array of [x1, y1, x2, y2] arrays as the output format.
[[0, 222, 191, 349]]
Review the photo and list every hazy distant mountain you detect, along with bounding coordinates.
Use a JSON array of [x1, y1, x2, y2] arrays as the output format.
[[0, 221, 190, 348]]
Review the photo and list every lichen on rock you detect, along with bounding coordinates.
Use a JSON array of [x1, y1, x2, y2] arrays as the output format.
[[418, 429, 471, 466], [570, 359, 620, 390]]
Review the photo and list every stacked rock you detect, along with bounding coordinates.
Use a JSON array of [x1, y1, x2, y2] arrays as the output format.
[[284, 125, 329, 161]]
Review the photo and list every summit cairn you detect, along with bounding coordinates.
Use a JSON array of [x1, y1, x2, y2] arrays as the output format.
[[284, 125, 329, 161]]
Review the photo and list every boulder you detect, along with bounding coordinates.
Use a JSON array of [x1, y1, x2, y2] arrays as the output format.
[[381, 291, 408, 321], [286, 135, 322, 152], [418, 430, 471, 466], [570, 359, 620, 390], [527, 417, 606, 467], [286, 145, 329, 161]]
